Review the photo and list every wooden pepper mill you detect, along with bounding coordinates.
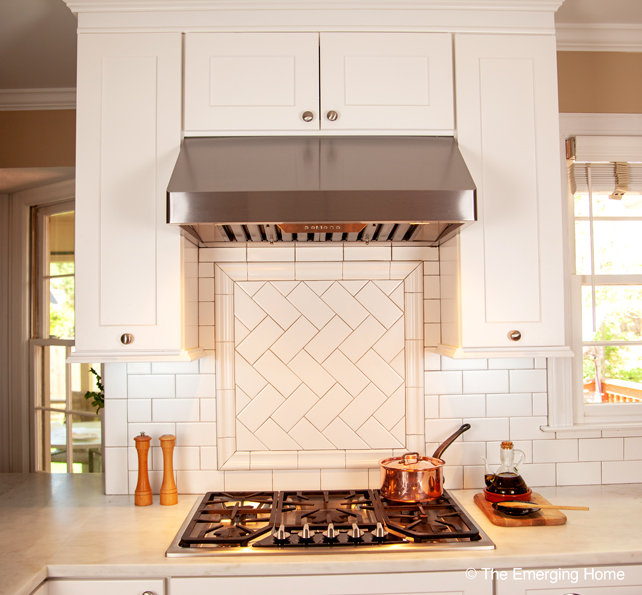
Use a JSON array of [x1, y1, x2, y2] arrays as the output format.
[[159, 434, 178, 506], [134, 432, 153, 506]]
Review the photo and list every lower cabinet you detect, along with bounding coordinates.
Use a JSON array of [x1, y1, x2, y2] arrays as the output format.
[[170, 572, 491, 595], [41, 579, 164, 595], [495, 565, 642, 594]]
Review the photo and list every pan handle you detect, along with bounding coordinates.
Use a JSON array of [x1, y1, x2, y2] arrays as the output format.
[[432, 424, 471, 459]]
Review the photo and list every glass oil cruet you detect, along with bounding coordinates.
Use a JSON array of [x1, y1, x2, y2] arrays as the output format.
[[483, 441, 527, 493]]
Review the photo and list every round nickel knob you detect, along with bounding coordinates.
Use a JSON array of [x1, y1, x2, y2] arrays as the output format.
[[301, 110, 315, 122], [508, 330, 522, 342], [326, 110, 339, 121], [142, 592, 156, 595], [120, 333, 134, 345]]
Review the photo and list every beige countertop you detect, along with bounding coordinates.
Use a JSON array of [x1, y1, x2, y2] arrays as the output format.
[[2, 473, 642, 595]]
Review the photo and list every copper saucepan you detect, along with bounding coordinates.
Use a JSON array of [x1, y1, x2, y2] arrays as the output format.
[[379, 424, 471, 502]]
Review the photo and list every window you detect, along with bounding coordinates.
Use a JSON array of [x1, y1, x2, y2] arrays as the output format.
[[568, 135, 642, 424], [32, 201, 102, 473]]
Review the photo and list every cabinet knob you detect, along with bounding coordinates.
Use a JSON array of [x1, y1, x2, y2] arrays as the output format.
[[141, 592, 156, 595], [301, 111, 315, 122], [326, 110, 339, 121], [120, 333, 135, 345], [508, 330, 522, 342]]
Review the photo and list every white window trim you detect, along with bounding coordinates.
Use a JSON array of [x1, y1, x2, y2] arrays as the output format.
[[0, 179, 75, 472], [544, 113, 642, 433]]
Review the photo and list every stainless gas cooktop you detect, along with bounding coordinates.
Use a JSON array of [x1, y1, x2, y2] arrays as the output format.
[[166, 489, 494, 557]]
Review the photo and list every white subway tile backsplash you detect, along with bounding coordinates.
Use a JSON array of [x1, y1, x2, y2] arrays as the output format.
[[176, 374, 216, 399], [439, 394, 485, 418], [625, 437, 642, 460], [200, 247, 247, 262], [127, 374, 176, 399], [424, 418, 463, 443], [298, 450, 346, 469], [579, 438, 623, 461], [425, 371, 462, 395], [251, 450, 298, 470], [429, 441, 485, 466], [104, 448, 128, 494], [176, 422, 217, 447], [225, 470, 273, 491], [425, 395, 439, 418], [248, 262, 295, 281], [441, 358, 487, 371], [533, 439, 578, 463], [127, 363, 151, 375], [151, 361, 200, 375], [518, 462, 556, 487], [200, 446, 218, 470], [199, 262, 214, 277], [344, 245, 391, 261], [423, 323, 440, 347], [273, 470, 321, 490], [345, 450, 392, 468], [199, 326, 215, 350], [602, 460, 642, 484], [199, 351, 216, 374], [104, 363, 127, 399], [199, 277, 215, 302], [178, 470, 225, 493], [424, 300, 440, 323], [127, 399, 151, 423], [463, 465, 485, 489], [105, 400, 128, 447], [557, 462, 601, 486], [343, 261, 390, 279], [486, 393, 532, 418], [247, 245, 295, 262], [442, 465, 463, 489], [463, 418, 510, 442], [321, 468, 369, 489], [463, 370, 509, 394], [424, 351, 441, 371], [295, 245, 343, 261], [510, 416, 554, 440], [127, 423, 176, 446], [602, 429, 642, 437], [488, 358, 534, 370], [199, 302, 215, 326], [152, 446, 200, 471], [532, 392, 548, 416], [153, 399, 200, 423], [295, 262, 343, 280], [509, 369, 547, 393], [423, 276, 440, 299], [200, 399, 217, 422], [392, 246, 438, 261], [423, 261, 439, 275]]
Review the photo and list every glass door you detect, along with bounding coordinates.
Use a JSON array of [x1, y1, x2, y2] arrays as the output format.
[[32, 201, 102, 473]]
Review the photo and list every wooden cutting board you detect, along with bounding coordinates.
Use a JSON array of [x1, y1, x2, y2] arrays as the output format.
[[474, 492, 567, 526]]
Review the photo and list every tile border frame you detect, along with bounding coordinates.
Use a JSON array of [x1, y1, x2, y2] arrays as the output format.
[[215, 261, 425, 470]]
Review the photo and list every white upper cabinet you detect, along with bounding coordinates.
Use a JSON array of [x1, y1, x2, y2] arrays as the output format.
[[319, 32, 453, 131], [439, 34, 571, 358], [184, 32, 454, 133], [72, 33, 201, 363], [185, 33, 320, 132]]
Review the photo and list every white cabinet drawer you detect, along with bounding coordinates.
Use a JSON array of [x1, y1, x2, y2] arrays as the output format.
[[46, 579, 164, 595]]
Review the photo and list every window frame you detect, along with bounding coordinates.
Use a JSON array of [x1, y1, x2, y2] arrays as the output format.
[[546, 114, 642, 432]]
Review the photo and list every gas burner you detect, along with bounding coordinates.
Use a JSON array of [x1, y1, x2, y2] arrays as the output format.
[[168, 489, 495, 555]]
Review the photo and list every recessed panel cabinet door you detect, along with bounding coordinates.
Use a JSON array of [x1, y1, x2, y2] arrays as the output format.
[[441, 34, 568, 356], [74, 33, 193, 360], [320, 32, 454, 131], [184, 33, 320, 132], [47, 579, 164, 595], [171, 572, 491, 595]]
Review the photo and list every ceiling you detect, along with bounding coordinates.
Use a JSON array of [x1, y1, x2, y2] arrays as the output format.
[[1, 0, 641, 193]]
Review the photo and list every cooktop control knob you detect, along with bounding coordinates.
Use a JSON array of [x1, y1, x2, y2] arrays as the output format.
[[299, 523, 313, 542], [349, 523, 364, 541], [374, 522, 388, 540], [273, 524, 291, 542], [322, 523, 337, 540]]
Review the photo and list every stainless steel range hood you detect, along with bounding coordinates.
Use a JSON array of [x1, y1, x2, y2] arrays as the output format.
[[167, 136, 476, 245]]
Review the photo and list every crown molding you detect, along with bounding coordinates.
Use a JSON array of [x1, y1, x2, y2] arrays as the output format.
[[556, 24, 642, 52], [0, 88, 76, 111]]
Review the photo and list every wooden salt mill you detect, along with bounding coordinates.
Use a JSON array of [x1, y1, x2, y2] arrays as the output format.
[[159, 434, 178, 505], [134, 432, 153, 506]]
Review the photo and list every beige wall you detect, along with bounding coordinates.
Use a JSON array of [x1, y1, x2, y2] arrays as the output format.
[[557, 51, 642, 114], [0, 110, 75, 168]]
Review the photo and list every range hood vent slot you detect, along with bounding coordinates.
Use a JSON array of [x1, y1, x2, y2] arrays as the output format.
[[167, 136, 476, 246]]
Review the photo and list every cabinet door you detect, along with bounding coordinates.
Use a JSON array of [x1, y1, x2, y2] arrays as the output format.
[[171, 572, 491, 595], [496, 565, 642, 594], [441, 34, 568, 356], [74, 33, 196, 360], [47, 579, 164, 595], [320, 33, 453, 131], [184, 33, 320, 132]]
